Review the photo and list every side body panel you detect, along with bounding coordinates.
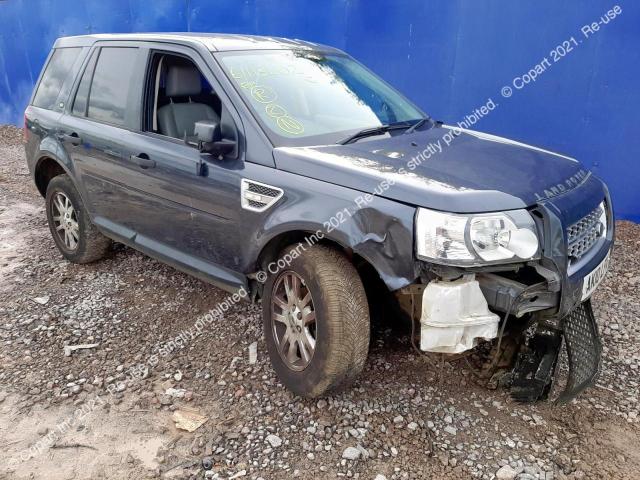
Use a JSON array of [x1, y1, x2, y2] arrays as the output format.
[[21, 40, 438, 294], [27, 37, 613, 300]]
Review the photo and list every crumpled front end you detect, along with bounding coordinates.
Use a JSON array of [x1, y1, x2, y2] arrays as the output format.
[[397, 173, 613, 403]]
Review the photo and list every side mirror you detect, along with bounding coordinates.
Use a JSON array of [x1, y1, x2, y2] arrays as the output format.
[[195, 120, 221, 144], [195, 120, 236, 157]]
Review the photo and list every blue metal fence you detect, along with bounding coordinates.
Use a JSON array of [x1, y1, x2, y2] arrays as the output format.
[[1, 0, 638, 220]]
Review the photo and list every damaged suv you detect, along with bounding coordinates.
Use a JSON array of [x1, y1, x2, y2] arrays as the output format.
[[25, 34, 613, 401]]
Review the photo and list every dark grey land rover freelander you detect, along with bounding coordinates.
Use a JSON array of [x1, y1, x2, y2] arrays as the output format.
[[24, 34, 613, 402]]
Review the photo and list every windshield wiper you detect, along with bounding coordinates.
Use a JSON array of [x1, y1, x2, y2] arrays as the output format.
[[337, 123, 411, 145], [403, 116, 430, 135]]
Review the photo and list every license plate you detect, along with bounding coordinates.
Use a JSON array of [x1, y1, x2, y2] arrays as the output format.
[[581, 250, 611, 301]]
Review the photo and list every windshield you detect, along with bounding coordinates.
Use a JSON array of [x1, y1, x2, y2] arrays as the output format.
[[216, 49, 424, 146]]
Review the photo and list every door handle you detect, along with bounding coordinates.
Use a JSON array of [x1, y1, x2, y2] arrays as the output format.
[[59, 132, 82, 145], [130, 154, 156, 169]]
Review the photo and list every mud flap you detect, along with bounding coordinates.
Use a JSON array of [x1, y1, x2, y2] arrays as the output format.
[[509, 300, 601, 403], [556, 300, 602, 403]]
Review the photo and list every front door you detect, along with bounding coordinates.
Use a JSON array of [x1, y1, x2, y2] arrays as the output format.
[[113, 46, 248, 289], [119, 131, 244, 276]]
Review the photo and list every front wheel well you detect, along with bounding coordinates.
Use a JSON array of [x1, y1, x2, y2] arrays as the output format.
[[256, 230, 356, 276], [254, 231, 390, 304], [34, 157, 66, 197]]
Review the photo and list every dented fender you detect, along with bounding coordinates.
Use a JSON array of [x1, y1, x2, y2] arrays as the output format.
[[345, 204, 419, 290], [239, 161, 420, 291]]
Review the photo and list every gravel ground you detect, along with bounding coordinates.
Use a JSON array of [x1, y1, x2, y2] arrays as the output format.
[[0, 125, 639, 480]]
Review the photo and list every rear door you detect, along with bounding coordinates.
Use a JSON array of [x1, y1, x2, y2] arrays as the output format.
[[57, 42, 149, 240]]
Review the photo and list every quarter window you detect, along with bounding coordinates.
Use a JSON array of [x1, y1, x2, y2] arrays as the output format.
[[72, 50, 98, 117], [86, 47, 138, 126], [33, 48, 82, 110]]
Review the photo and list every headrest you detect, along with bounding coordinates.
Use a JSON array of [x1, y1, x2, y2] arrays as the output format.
[[165, 64, 202, 97]]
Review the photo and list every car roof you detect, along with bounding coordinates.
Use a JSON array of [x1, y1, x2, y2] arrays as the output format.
[[54, 33, 341, 53]]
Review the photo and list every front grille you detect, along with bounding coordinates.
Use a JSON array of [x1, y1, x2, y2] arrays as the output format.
[[566, 204, 604, 261]]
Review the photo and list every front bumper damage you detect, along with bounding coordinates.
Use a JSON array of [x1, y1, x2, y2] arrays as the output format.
[[396, 186, 613, 403], [557, 300, 602, 402], [397, 269, 605, 403], [507, 300, 602, 403]]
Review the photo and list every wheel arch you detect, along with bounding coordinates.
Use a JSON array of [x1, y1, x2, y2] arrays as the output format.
[[251, 199, 420, 295], [34, 155, 68, 197], [32, 134, 79, 197], [254, 229, 394, 299]]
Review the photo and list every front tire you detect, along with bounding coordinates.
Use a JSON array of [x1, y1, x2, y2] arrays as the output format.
[[262, 244, 370, 397], [45, 174, 111, 264]]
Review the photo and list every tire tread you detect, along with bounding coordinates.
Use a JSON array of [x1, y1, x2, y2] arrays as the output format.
[[46, 174, 111, 264], [266, 244, 370, 397]]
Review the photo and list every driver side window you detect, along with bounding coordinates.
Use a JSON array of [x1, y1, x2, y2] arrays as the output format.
[[145, 52, 227, 144]]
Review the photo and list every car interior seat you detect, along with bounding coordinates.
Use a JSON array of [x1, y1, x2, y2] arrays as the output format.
[[157, 63, 220, 140]]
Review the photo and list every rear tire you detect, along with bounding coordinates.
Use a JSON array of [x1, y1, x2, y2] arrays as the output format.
[[45, 174, 111, 264], [262, 244, 370, 397]]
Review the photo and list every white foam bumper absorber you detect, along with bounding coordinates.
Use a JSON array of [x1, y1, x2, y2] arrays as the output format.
[[420, 275, 499, 354]]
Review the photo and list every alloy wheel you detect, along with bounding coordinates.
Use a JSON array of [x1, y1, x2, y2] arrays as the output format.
[[271, 271, 317, 371], [51, 192, 79, 251]]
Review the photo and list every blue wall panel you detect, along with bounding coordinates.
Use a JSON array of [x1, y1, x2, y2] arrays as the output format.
[[0, 0, 638, 220]]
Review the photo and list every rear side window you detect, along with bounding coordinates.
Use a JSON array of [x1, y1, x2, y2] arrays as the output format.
[[86, 47, 138, 126], [33, 48, 82, 110]]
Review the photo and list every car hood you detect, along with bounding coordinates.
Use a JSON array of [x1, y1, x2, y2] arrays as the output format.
[[272, 125, 591, 213]]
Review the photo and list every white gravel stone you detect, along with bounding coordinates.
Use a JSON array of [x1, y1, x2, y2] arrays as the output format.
[[496, 465, 518, 480], [265, 434, 282, 448], [342, 447, 361, 460]]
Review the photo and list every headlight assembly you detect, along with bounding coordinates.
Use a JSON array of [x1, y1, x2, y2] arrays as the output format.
[[415, 207, 539, 266]]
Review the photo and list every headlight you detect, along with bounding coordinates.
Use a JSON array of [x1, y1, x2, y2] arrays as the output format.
[[415, 208, 539, 266]]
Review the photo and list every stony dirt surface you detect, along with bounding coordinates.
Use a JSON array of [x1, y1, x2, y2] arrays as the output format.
[[0, 125, 639, 480]]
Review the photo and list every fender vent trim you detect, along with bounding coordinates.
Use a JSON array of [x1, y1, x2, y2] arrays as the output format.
[[241, 179, 283, 212]]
